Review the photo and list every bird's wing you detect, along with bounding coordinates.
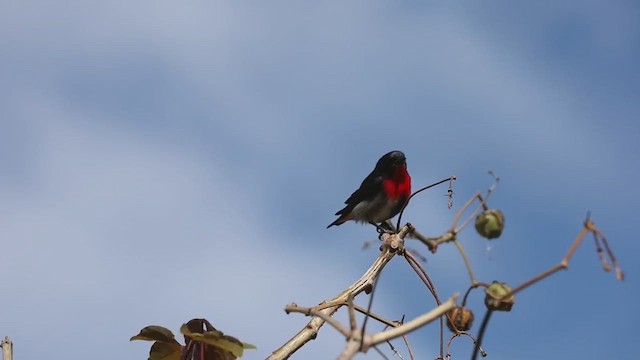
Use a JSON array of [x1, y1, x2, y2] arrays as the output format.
[[342, 171, 382, 208]]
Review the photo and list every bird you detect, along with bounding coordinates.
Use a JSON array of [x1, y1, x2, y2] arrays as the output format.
[[328, 150, 411, 230]]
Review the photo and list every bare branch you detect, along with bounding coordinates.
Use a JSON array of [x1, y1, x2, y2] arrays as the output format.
[[337, 294, 458, 360], [269, 233, 406, 359], [366, 295, 458, 349], [505, 218, 624, 300]]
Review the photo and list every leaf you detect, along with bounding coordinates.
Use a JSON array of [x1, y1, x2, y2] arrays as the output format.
[[130, 326, 177, 343], [149, 341, 182, 360], [184, 318, 213, 334], [180, 323, 255, 357], [241, 343, 256, 350]]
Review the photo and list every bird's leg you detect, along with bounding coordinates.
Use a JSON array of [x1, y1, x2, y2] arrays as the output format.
[[369, 222, 386, 234], [370, 221, 396, 234], [382, 220, 398, 233]]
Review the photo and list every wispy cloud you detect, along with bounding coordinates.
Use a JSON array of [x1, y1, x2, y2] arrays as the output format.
[[1, 1, 638, 359]]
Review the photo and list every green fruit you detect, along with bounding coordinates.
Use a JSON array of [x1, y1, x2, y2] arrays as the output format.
[[475, 209, 505, 239], [484, 281, 515, 312]]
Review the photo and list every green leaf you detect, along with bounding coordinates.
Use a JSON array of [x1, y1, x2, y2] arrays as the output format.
[[130, 326, 177, 343], [241, 343, 256, 350], [180, 324, 255, 357], [149, 341, 182, 360]]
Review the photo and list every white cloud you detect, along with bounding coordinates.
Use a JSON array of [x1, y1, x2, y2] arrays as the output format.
[[0, 95, 362, 358], [1, 1, 638, 359]]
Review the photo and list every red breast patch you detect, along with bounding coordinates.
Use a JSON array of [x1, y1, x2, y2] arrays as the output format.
[[383, 165, 411, 200]]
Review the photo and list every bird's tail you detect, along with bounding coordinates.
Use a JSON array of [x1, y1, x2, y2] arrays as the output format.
[[327, 211, 351, 228], [326, 219, 342, 228]]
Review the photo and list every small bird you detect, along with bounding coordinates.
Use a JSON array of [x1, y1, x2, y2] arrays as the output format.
[[328, 150, 411, 230]]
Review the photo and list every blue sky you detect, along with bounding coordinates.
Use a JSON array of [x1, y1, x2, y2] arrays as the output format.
[[1, 1, 639, 359]]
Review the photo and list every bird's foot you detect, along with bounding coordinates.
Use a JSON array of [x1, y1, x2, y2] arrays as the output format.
[[371, 221, 396, 235]]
